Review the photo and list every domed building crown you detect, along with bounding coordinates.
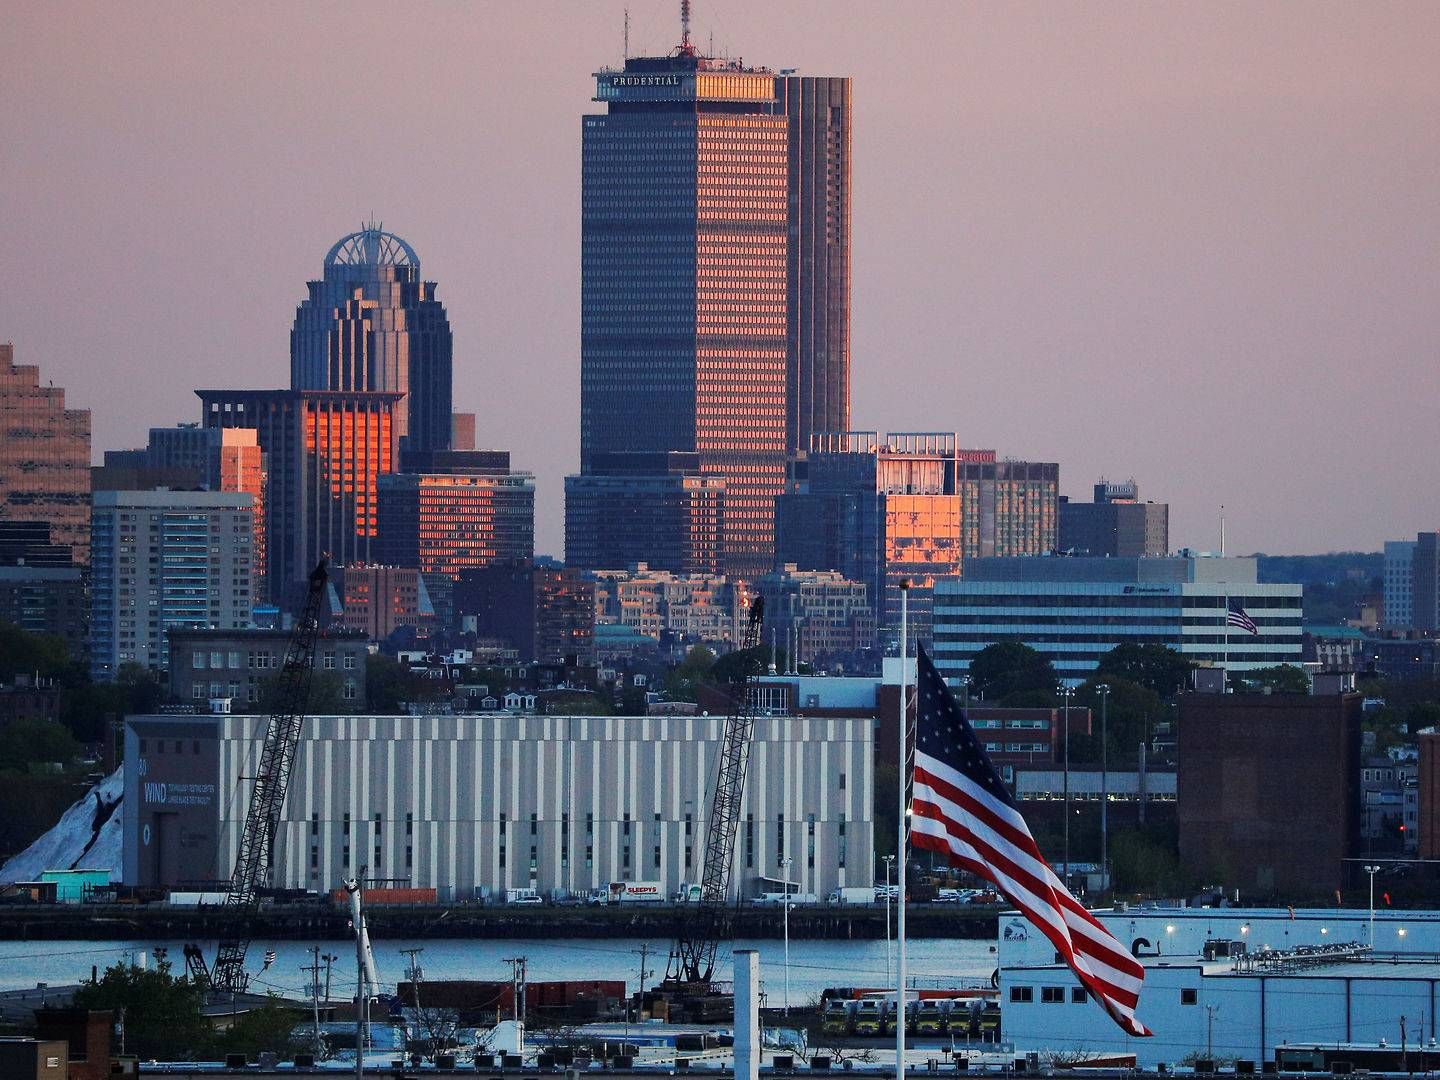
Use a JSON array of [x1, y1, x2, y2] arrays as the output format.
[[325, 223, 419, 269]]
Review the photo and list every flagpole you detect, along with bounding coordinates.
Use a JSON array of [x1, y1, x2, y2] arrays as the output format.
[[897, 580, 909, 1080], [1223, 590, 1230, 694]]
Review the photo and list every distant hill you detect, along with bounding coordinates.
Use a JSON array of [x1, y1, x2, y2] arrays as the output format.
[[1254, 552, 1382, 625]]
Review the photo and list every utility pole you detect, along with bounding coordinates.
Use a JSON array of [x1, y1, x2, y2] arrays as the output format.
[[323, 952, 338, 1004], [629, 944, 652, 1036], [500, 955, 528, 1059], [1097, 684, 1111, 896], [1204, 1004, 1220, 1058], [401, 947, 425, 1063], [303, 946, 323, 1058]]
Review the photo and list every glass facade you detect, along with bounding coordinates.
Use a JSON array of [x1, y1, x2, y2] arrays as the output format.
[[580, 54, 847, 581], [291, 227, 453, 454], [775, 433, 1059, 637], [0, 343, 91, 565], [197, 389, 400, 606], [377, 467, 535, 579]]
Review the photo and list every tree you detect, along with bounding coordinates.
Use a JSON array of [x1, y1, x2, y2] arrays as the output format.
[[663, 645, 717, 702], [1095, 644, 1193, 700], [0, 621, 83, 685], [213, 999, 307, 1062], [967, 643, 1057, 706], [707, 644, 770, 690], [1229, 665, 1310, 694], [257, 671, 356, 715], [72, 959, 212, 1061], [1067, 677, 1162, 768], [0, 717, 82, 773], [364, 654, 445, 714]]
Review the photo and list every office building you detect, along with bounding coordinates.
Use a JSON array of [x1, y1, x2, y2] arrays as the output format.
[[591, 565, 744, 646], [89, 490, 254, 680], [931, 555, 1303, 684], [123, 710, 874, 900], [1383, 539, 1417, 629], [773, 75, 851, 457], [1420, 731, 1440, 861], [327, 564, 436, 642], [0, 520, 75, 568], [0, 343, 91, 565], [1177, 689, 1361, 895], [167, 627, 368, 709], [0, 565, 88, 659], [1415, 532, 1440, 633], [378, 451, 534, 581], [456, 562, 595, 665], [1058, 479, 1168, 557], [581, 43, 850, 579], [751, 564, 875, 663], [197, 388, 399, 606], [451, 412, 477, 451], [291, 225, 453, 453], [775, 432, 1059, 636], [565, 453, 725, 576]]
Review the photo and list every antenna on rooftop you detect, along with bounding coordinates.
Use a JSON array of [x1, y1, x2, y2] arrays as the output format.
[[623, 7, 629, 60], [680, 0, 692, 51]]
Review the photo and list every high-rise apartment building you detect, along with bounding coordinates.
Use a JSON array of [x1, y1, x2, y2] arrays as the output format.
[[1058, 479, 1169, 558], [1383, 539, 1417, 629], [775, 432, 1059, 636], [565, 452, 725, 576], [591, 564, 744, 645], [326, 564, 436, 642], [0, 343, 91, 565], [291, 226, 453, 453], [1413, 533, 1440, 634], [579, 43, 850, 579], [377, 450, 535, 580], [197, 389, 399, 606], [90, 489, 254, 679], [751, 563, 875, 663]]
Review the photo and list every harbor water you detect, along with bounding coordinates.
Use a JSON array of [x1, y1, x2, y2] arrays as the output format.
[[0, 936, 999, 1001]]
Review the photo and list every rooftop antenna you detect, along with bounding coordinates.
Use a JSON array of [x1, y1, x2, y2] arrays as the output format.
[[680, 0, 692, 52], [623, 7, 629, 60]]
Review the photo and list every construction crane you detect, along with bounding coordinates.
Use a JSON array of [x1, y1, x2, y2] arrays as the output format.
[[185, 558, 329, 994], [662, 595, 765, 991]]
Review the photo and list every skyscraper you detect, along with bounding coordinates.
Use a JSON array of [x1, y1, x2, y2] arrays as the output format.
[[1058, 479, 1169, 558], [579, 37, 850, 579], [0, 343, 91, 565], [197, 388, 399, 605], [291, 226, 453, 453]]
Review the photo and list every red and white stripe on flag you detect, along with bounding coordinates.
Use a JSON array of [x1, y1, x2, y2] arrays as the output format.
[[911, 751, 1152, 1037]]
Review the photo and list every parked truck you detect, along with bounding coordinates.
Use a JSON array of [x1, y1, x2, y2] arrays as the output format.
[[828, 887, 874, 905], [607, 880, 665, 904]]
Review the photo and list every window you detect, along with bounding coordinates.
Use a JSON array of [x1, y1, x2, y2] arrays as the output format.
[[777, 814, 785, 866], [1180, 988, 1198, 1005], [343, 679, 356, 700], [745, 814, 754, 868], [344, 653, 357, 670], [530, 812, 538, 836], [1071, 987, 1087, 1003], [1009, 987, 1033, 1003], [229, 651, 242, 669], [623, 812, 631, 837], [193, 652, 206, 670], [1040, 987, 1065, 1004], [323, 654, 336, 670]]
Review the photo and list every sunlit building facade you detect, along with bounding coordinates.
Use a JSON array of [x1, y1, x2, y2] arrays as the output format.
[[0, 343, 91, 565], [581, 50, 849, 579], [775, 432, 1059, 639], [197, 389, 399, 607], [377, 450, 535, 580], [291, 226, 453, 453]]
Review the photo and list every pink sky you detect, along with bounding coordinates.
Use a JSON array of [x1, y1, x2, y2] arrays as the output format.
[[3, 1, 1436, 556]]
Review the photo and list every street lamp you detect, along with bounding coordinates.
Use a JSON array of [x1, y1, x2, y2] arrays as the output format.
[[780, 856, 793, 1015], [882, 854, 896, 985], [1364, 864, 1381, 948], [1096, 684, 1111, 895], [1058, 684, 1076, 882]]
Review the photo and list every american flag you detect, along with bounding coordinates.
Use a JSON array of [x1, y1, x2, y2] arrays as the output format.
[[1227, 602, 1259, 635], [262, 949, 276, 970], [909, 645, 1151, 1037]]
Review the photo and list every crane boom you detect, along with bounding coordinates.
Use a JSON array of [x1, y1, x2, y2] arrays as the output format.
[[187, 558, 329, 994], [664, 596, 765, 987]]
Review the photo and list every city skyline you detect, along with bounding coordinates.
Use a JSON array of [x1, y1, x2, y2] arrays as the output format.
[[3, 2, 1437, 557]]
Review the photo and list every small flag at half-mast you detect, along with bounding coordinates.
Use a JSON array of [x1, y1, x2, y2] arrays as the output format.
[[262, 949, 276, 970], [1227, 602, 1258, 635]]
